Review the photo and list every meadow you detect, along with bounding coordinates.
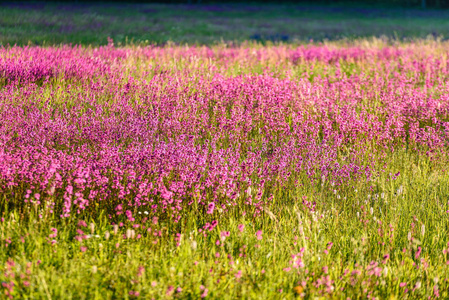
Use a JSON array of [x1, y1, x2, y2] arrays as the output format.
[[1, 38, 449, 299], [2, 2, 449, 298]]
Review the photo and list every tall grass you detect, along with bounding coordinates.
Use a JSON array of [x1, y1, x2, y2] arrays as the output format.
[[1, 40, 449, 298]]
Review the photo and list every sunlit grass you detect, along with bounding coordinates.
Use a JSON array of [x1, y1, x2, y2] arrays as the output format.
[[2, 40, 449, 298], [2, 147, 449, 298]]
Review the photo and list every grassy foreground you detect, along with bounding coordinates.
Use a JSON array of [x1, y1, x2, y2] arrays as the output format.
[[2, 40, 449, 299], [2, 154, 449, 299]]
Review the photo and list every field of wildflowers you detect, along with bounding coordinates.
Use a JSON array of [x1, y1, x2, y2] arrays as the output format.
[[2, 39, 449, 298]]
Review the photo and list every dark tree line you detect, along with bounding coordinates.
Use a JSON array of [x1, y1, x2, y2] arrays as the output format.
[[130, 0, 449, 7], [124, 0, 449, 6], [12, 0, 449, 9]]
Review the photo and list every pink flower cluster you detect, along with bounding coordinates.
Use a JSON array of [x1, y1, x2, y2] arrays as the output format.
[[0, 44, 448, 221]]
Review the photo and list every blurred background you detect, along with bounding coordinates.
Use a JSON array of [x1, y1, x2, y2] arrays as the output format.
[[2, 0, 449, 46]]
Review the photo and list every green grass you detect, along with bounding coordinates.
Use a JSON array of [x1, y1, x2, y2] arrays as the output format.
[[2, 2, 449, 46], [3, 3, 449, 298], [2, 149, 449, 298]]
